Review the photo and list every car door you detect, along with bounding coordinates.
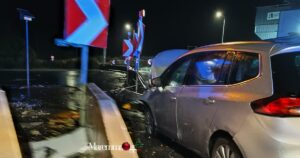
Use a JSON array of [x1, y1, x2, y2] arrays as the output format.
[[177, 51, 234, 150], [154, 56, 192, 139]]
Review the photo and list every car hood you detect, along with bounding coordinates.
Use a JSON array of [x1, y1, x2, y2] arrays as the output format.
[[151, 49, 188, 79]]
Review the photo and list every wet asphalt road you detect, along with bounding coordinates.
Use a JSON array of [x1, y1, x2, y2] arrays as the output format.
[[0, 69, 200, 158], [0, 69, 126, 91]]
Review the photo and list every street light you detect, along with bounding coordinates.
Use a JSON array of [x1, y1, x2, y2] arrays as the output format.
[[124, 23, 132, 39], [216, 11, 223, 18], [125, 23, 131, 31], [215, 11, 226, 43]]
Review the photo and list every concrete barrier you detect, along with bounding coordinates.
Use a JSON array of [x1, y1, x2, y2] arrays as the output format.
[[88, 83, 138, 158], [0, 90, 22, 158]]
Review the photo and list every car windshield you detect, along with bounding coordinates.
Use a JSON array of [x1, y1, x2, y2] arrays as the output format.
[[271, 52, 300, 97]]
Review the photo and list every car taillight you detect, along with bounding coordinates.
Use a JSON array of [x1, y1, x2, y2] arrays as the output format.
[[251, 97, 300, 117]]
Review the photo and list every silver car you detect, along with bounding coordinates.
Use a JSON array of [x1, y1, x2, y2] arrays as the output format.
[[139, 41, 300, 158]]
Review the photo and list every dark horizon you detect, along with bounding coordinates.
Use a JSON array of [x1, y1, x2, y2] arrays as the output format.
[[0, 0, 284, 61]]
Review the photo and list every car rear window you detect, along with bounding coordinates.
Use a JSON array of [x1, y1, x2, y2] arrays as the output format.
[[271, 52, 300, 97], [228, 52, 259, 84]]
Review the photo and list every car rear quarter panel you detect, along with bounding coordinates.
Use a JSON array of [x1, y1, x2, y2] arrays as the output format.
[[207, 50, 274, 156]]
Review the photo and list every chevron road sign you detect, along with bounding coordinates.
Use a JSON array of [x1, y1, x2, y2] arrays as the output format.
[[122, 39, 134, 57], [65, 0, 110, 48]]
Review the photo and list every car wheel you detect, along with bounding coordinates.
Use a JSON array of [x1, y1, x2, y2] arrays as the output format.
[[211, 137, 243, 158], [144, 108, 156, 136]]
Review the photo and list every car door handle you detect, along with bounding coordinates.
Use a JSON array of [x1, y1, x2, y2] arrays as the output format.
[[203, 97, 216, 105]]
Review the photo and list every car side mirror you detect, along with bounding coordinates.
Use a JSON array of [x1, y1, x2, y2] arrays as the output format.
[[151, 77, 162, 87]]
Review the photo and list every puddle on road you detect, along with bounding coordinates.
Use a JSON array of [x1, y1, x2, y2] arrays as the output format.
[[9, 86, 85, 141], [6, 86, 98, 158]]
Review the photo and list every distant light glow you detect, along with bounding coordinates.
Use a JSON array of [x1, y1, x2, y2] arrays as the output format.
[[147, 59, 152, 65], [50, 55, 55, 61], [24, 16, 33, 21], [112, 59, 116, 65], [125, 23, 131, 31], [66, 71, 78, 86], [216, 11, 223, 18]]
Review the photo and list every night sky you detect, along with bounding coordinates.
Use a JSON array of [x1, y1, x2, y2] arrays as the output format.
[[0, 0, 284, 60]]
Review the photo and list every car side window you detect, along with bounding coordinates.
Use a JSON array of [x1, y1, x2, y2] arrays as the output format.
[[186, 51, 231, 85], [228, 52, 259, 84], [163, 57, 192, 87]]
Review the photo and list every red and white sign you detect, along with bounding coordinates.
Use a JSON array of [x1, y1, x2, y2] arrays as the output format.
[[122, 39, 133, 57], [64, 0, 110, 48]]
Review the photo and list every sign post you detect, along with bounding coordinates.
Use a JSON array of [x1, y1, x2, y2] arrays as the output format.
[[135, 57, 140, 92], [55, 39, 91, 84], [134, 10, 146, 92], [17, 9, 35, 97], [25, 20, 30, 95], [80, 46, 89, 83], [126, 57, 130, 84], [103, 48, 107, 65], [122, 31, 134, 85]]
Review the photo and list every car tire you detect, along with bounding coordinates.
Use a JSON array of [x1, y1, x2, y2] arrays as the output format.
[[143, 107, 156, 136], [211, 137, 243, 158]]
